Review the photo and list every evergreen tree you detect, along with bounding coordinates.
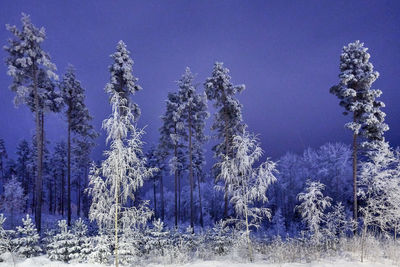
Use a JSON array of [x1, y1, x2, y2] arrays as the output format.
[[70, 218, 92, 262], [60, 65, 96, 225], [13, 214, 41, 258], [47, 220, 78, 262], [159, 91, 187, 227], [88, 40, 155, 267], [4, 13, 60, 232], [177, 67, 209, 230], [205, 62, 245, 219], [330, 40, 388, 223]]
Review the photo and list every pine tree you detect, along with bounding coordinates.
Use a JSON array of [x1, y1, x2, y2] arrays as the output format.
[[70, 218, 92, 262], [330, 40, 388, 223], [178, 67, 209, 230], [205, 62, 245, 219], [89, 234, 111, 264], [296, 180, 332, 243], [13, 214, 41, 258], [159, 91, 187, 227], [47, 220, 78, 262], [60, 65, 96, 225], [88, 40, 155, 267], [4, 13, 60, 232], [218, 130, 277, 261]]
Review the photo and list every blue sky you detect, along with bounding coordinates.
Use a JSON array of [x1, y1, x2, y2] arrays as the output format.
[[0, 0, 399, 162]]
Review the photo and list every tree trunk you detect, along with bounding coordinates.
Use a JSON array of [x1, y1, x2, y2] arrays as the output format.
[[353, 130, 358, 227], [114, 178, 119, 267], [33, 64, 44, 233], [77, 173, 81, 217], [67, 113, 71, 225], [61, 167, 65, 216], [153, 175, 157, 218], [83, 166, 89, 217], [197, 173, 204, 228], [178, 172, 181, 223], [174, 142, 178, 227], [188, 108, 194, 231], [160, 173, 165, 221]]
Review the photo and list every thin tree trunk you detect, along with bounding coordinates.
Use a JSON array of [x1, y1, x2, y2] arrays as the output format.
[[174, 141, 178, 227], [153, 175, 157, 218], [188, 109, 194, 231], [178, 172, 181, 223], [353, 130, 358, 227], [223, 93, 230, 220], [160, 173, 165, 221], [77, 174, 81, 217], [197, 173, 204, 228], [83, 166, 89, 217], [114, 178, 119, 267], [33, 64, 44, 233], [61, 168, 65, 216], [54, 170, 57, 214], [67, 113, 71, 225]]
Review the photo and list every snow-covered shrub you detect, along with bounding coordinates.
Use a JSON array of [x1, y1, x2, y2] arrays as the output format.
[[13, 214, 41, 258], [47, 220, 78, 262], [88, 234, 111, 264], [1, 176, 26, 227]]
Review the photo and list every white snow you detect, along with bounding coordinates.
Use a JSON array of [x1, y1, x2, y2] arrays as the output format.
[[0, 255, 398, 267]]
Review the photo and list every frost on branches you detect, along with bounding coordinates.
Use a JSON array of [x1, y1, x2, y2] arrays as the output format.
[[296, 180, 332, 243], [13, 214, 41, 258], [88, 40, 155, 266], [218, 130, 277, 261]]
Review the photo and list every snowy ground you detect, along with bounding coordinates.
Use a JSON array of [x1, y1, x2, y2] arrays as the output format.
[[0, 254, 398, 267]]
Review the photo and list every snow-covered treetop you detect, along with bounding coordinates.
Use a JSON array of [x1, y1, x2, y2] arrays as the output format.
[[4, 13, 58, 106], [60, 65, 96, 138], [105, 40, 142, 119], [330, 41, 388, 142], [205, 62, 246, 160]]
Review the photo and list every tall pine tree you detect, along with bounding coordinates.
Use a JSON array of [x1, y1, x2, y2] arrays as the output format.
[[4, 14, 60, 232], [178, 67, 208, 230], [330, 40, 388, 223], [205, 62, 245, 219]]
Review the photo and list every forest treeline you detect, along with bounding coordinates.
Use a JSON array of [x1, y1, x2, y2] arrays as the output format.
[[0, 14, 399, 265]]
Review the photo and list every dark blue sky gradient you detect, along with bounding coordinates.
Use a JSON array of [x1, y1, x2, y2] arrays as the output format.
[[0, 0, 399, 164]]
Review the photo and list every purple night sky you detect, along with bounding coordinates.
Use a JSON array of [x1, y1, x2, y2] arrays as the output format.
[[0, 0, 399, 163]]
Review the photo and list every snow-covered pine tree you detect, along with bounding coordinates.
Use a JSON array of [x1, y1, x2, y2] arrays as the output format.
[[159, 91, 187, 227], [4, 13, 60, 232], [205, 62, 245, 219], [13, 214, 41, 258], [218, 130, 277, 261], [89, 234, 111, 264], [88, 40, 155, 267], [0, 214, 11, 255], [178, 67, 209, 230], [70, 218, 92, 262], [330, 41, 388, 223], [47, 220, 78, 262], [1, 176, 26, 227], [296, 180, 332, 243], [145, 219, 170, 257], [60, 65, 96, 225]]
